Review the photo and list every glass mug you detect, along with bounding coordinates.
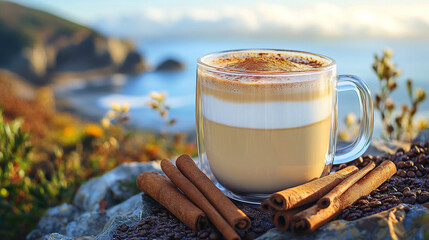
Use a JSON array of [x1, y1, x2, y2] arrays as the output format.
[[196, 49, 373, 204]]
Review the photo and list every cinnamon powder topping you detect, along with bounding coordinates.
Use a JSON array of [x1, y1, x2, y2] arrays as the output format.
[[209, 52, 329, 72]]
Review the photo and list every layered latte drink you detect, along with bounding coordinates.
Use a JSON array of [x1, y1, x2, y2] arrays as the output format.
[[196, 50, 335, 195]]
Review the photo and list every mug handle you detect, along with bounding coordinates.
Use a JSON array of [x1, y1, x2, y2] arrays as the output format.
[[334, 75, 374, 164]]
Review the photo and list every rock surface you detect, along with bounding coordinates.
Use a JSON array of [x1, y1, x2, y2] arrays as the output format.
[[65, 212, 109, 237], [0, 2, 146, 85], [73, 161, 161, 212], [338, 139, 411, 157], [28, 142, 429, 240], [155, 59, 184, 71], [95, 194, 157, 240], [26, 203, 80, 240], [414, 128, 429, 144], [26, 162, 160, 240], [258, 205, 428, 240]]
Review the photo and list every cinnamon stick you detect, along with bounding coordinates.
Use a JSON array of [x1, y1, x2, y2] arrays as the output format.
[[291, 160, 397, 234], [273, 204, 311, 231], [290, 203, 335, 235], [161, 159, 240, 240], [260, 200, 272, 213], [176, 154, 251, 231], [269, 166, 358, 210], [317, 161, 376, 209], [136, 171, 208, 231]]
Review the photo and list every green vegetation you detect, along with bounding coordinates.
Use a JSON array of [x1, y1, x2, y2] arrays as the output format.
[[373, 49, 427, 141], [0, 81, 196, 239], [339, 49, 427, 142], [146, 91, 177, 128], [0, 112, 35, 239]]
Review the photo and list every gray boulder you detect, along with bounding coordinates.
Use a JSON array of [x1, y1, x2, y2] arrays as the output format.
[[364, 139, 411, 156], [106, 193, 155, 219], [414, 128, 429, 144], [337, 139, 411, 157], [45, 233, 93, 240], [155, 59, 184, 71], [257, 204, 429, 240], [73, 161, 161, 212], [65, 212, 109, 237], [95, 195, 142, 240], [95, 216, 139, 240], [118, 50, 146, 73], [96, 194, 158, 240], [26, 203, 80, 240], [27, 161, 160, 240], [38, 203, 429, 240]]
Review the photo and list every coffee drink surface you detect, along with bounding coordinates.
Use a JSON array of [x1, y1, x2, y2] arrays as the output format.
[[197, 51, 334, 194]]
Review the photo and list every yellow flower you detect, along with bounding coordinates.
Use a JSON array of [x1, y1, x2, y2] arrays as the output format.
[[385, 99, 395, 111], [338, 130, 351, 142], [146, 143, 160, 155], [345, 113, 356, 127], [0, 188, 8, 198], [101, 118, 111, 128], [122, 103, 130, 113], [417, 120, 428, 132], [383, 48, 393, 58], [150, 91, 166, 102], [107, 110, 116, 119], [111, 102, 121, 112], [62, 126, 75, 137], [18, 169, 25, 179], [109, 137, 118, 148], [416, 88, 426, 102], [85, 124, 104, 138], [393, 70, 401, 77]]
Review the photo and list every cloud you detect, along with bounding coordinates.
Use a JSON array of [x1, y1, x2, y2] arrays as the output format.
[[93, 2, 429, 39]]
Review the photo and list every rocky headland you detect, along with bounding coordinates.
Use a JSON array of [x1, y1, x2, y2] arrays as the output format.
[[0, 2, 146, 86]]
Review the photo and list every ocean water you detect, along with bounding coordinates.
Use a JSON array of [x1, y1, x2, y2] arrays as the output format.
[[58, 38, 429, 138]]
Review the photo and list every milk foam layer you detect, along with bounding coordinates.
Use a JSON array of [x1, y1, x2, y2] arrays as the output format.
[[202, 94, 332, 129]]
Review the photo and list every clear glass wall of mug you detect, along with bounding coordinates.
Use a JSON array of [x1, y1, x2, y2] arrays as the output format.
[[196, 49, 373, 204]]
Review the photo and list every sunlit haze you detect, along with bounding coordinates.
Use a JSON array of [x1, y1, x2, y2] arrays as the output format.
[[10, 0, 429, 40]]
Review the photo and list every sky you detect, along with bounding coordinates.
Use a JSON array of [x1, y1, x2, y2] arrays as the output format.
[[9, 0, 429, 40]]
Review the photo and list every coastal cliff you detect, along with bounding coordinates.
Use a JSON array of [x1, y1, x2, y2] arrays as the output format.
[[0, 2, 146, 85]]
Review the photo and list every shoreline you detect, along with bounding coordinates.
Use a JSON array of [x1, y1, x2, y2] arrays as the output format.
[[54, 89, 197, 142], [49, 66, 143, 92]]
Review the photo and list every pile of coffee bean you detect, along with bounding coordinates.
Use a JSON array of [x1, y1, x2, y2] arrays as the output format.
[[112, 203, 273, 240], [335, 141, 429, 221]]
